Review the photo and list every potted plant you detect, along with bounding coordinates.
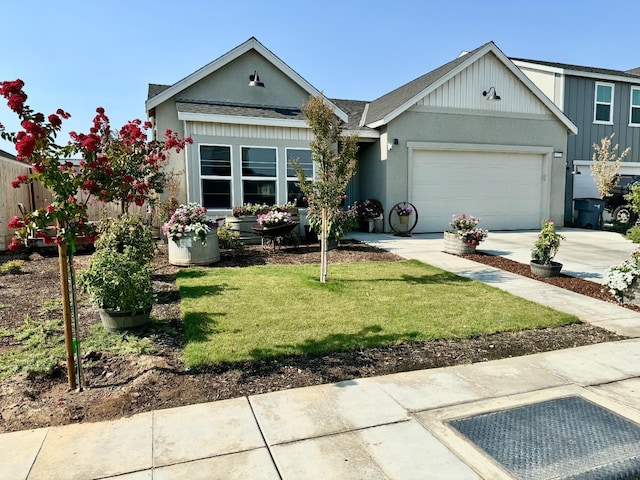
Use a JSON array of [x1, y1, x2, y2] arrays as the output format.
[[79, 214, 156, 331], [444, 213, 488, 254], [225, 203, 271, 245], [604, 248, 640, 303], [306, 204, 358, 248], [394, 204, 414, 225], [256, 210, 293, 228], [354, 199, 384, 232], [163, 203, 220, 265], [79, 250, 155, 331], [530, 220, 566, 277]]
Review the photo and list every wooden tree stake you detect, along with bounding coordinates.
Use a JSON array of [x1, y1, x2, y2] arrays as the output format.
[[58, 243, 77, 390]]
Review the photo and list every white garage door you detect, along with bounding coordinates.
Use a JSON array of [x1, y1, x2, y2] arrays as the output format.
[[410, 149, 546, 232]]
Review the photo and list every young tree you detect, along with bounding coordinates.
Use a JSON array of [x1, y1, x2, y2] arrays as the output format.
[[591, 133, 631, 199], [293, 95, 358, 282], [0, 79, 191, 389]]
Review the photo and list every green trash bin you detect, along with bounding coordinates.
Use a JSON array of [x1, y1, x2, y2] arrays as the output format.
[[574, 198, 605, 229]]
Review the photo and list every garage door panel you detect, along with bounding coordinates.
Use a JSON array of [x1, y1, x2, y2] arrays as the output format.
[[410, 150, 545, 232]]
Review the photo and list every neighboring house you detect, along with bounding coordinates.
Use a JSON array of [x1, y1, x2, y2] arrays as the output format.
[[146, 37, 576, 233], [512, 58, 640, 223]]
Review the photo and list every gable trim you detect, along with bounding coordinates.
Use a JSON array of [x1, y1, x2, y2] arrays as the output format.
[[146, 37, 348, 122], [178, 112, 310, 129], [367, 43, 577, 135]]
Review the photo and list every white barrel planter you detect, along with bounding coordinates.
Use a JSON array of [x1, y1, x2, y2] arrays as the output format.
[[225, 216, 262, 245], [443, 231, 477, 255], [168, 230, 220, 266]]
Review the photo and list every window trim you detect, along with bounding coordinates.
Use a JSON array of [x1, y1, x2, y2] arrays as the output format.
[[240, 145, 278, 205], [285, 147, 313, 207], [629, 86, 640, 127], [594, 81, 614, 125], [199, 143, 233, 209]]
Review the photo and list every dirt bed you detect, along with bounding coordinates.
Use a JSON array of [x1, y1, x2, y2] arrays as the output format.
[[0, 240, 628, 433]]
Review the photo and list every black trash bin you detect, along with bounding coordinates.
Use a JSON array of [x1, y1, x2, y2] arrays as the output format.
[[574, 198, 605, 229]]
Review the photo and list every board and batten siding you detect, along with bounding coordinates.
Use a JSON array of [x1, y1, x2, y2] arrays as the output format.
[[565, 75, 640, 163], [187, 121, 313, 141], [416, 52, 548, 116]]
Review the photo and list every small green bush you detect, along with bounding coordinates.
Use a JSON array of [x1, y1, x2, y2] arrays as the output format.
[[217, 225, 242, 249], [0, 260, 24, 275], [78, 249, 155, 312], [626, 225, 640, 243], [95, 214, 156, 263]]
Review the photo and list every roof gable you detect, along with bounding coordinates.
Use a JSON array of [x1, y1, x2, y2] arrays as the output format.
[[365, 42, 577, 134], [146, 37, 347, 122]]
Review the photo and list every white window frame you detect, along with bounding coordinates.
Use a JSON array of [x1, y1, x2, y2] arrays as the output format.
[[594, 82, 614, 125], [199, 143, 233, 209], [630, 86, 640, 127], [240, 145, 278, 205], [285, 147, 313, 206]]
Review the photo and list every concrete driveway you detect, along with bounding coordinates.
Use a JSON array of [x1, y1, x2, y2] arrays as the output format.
[[350, 228, 635, 284], [480, 228, 634, 283]]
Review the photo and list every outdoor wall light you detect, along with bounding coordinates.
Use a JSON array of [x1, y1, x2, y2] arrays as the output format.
[[482, 86, 501, 101], [388, 138, 399, 151], [248, 70, 265, 88], [572, 165, 581, 175]]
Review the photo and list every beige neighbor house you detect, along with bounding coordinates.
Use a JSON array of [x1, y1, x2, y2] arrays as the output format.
[[146, 37, 576, 233]]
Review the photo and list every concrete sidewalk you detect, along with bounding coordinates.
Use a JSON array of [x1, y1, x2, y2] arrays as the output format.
[[3, 230, 640, 479]]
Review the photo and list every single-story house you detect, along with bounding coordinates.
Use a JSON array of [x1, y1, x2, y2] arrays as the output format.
[[146, 37, 576, 233]]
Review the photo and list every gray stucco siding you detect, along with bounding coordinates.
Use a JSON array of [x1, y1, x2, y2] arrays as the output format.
[[180, 50, 311, 110], [379, 110, 569, 226], [185, 133, 312, 212]]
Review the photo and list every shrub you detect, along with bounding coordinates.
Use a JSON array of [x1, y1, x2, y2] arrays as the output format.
[[78, 249, 155, 313], [0, 260, 24, 275], [354, 199, 383, 219], [95, 214, 155, 263], [531, 220, 565, 265], [627, 225, 640, 243], [217, 226, 242, 249]]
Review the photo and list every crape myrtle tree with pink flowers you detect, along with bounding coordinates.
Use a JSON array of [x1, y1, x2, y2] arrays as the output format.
[[0, 79, 191, 389]]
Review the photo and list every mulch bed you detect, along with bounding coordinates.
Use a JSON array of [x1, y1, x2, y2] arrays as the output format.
[[0, 240, 629, 433]]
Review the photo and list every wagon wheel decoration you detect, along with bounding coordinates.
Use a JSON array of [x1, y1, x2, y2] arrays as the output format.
[[388, 202, 418, 236]]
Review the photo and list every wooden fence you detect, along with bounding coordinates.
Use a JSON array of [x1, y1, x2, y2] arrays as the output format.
[[2, 164, 158, 251]]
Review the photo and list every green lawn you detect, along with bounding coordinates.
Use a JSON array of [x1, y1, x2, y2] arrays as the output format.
[[177, 260, 579, 367]]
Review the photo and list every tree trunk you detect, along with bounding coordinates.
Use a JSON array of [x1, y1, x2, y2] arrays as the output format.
[[320, 207, 328, 282]]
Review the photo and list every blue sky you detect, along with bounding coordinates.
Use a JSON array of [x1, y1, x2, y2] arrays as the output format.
[[1, 0, 638, 153]]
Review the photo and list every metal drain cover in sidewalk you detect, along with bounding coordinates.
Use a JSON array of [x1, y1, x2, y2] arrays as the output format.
[[449, 396, 640, 480]]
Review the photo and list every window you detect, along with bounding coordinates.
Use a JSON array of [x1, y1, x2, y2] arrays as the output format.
[[630, 87, 640, 126], [200, 145, 231, 208], [594, 82, 614, 124], [242, 147, 276, 205], [286, 148, 312, 207]]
